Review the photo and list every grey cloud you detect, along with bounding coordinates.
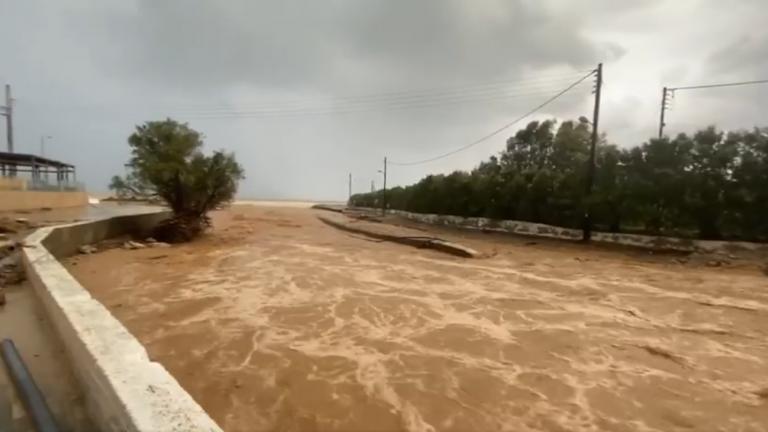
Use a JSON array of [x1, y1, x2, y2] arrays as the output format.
[[2, 0, 765, 201], [708, 35, 768, 77], [88, 0, 607, 92]]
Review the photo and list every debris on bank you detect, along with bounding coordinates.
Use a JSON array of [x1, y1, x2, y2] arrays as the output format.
[[1, 240, 26, 305], [78, 245, 98, 254], [0, 217, 37, 234], [77, 238, 171, 255]]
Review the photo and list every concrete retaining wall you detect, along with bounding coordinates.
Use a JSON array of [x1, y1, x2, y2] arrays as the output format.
[[22, 212, 223, 432], [0, 190, 88, 211], [373, 208, 768, 253]]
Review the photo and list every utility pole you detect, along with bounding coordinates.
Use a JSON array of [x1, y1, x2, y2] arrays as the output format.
[[658, 79, 767, 137], [347, 172, 352, 203], [381, 157, 387, 216], [582, 63, 603, 242], [1, 84, 13, 153], [658, 86, 668, 139]]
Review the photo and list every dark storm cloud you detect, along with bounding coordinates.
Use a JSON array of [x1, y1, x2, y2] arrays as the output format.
[[91, 0, 607, 91], [708, 34, 768, 77]]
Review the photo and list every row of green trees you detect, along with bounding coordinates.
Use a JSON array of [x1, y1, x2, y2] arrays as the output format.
[[351, 119, 768, 241]]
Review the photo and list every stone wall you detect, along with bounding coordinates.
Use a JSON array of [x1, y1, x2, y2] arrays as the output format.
[[379, 209, 767, 253]]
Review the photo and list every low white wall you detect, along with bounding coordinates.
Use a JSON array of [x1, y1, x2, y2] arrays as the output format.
[[22, 212, 223, 432], [0, 190, 88, 210], [377, 209, 768, 253]]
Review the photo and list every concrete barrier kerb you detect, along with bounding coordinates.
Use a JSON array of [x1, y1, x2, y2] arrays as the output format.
[[317, 214, 480, 258], [21, 213, 222, 432]]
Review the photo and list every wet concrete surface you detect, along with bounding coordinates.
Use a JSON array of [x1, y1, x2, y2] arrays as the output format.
[[0, 282, 92, 431], [0, 202, 163, 226], [65, 205, 768, 432]]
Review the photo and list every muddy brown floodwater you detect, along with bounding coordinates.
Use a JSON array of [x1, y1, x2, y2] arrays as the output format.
[[64, 205, 768, 432]]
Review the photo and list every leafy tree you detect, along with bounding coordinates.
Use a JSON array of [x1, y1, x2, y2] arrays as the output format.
[[726, 127, 768, 240], [121, 119, 244, 242], [108, 172, 153, 200], [351, 119, 768, 241]]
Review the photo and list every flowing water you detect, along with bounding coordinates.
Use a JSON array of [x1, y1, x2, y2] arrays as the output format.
[[66, 206, 768, 432]]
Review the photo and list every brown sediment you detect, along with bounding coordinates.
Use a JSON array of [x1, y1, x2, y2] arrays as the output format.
[[64, 205, 768, 432]]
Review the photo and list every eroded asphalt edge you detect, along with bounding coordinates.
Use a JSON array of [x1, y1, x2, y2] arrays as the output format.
[[316, 214, 480, 258]]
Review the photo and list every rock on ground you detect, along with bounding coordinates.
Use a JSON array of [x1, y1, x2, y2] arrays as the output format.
[[0, 250, 24, 287], [78, 245, 98, 254], [123, 241, 147, 250]]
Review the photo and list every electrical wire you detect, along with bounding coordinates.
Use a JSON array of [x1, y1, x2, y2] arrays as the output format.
[[181, 86, 590, 119], [173, 72, 592, 114], [670, 79, 768, 92], [21, 70, 594, 117], [388, 69, 597, 166]]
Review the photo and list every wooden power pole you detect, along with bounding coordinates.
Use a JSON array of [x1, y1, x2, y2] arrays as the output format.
[[582, 63, 603, 242], [658, 86, 668, 139]]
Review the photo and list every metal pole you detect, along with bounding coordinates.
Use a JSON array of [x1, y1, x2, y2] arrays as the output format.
[[382, 157, 387, 216], [582, 63, 602, 242], [4, 85, 13, 153], [348, 172, 352, 203], [0, 339, 60, 432], [658, 86, 668, 139]]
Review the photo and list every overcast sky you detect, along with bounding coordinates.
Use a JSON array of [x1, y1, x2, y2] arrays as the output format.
[[1, 0, 766, 200]]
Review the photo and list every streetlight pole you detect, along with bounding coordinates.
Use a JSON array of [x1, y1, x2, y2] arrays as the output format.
[[40, 135, 52, 158]]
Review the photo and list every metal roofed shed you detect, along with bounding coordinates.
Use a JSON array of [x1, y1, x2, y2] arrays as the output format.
[[0, 152, 81, 191]]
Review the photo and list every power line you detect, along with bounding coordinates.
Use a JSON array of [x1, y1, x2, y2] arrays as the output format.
[[670, 79, 768, 92], [388, 69, 597, 166], [181, 86, 590, 119], [175, 73, 591, 114], [181, 84, 582, 117], [22, 71, 592, 115]]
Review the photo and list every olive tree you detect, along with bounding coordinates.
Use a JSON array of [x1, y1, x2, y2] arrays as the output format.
[[117, 119, 244, 242]]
